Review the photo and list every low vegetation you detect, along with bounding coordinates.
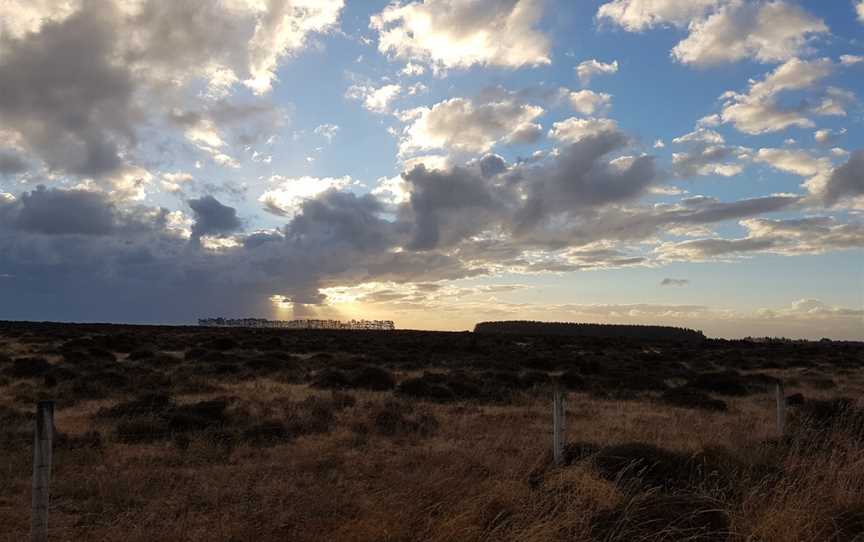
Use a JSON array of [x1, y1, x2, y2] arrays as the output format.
[[0, 321, 862, 541]]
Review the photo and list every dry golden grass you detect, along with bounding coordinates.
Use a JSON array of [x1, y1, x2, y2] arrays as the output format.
[[2, 334, 864, 541]]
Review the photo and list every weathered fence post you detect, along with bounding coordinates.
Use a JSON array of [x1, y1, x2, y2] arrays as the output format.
[[552, 387, 566, 465], [775, 381, 786, 437], [31, 400, 54, 542]]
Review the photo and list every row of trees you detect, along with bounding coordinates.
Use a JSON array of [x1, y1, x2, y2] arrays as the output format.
[[473, 320, 706, 342]]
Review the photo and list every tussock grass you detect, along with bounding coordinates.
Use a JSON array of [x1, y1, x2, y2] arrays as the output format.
[[0, 326, 863, 541]]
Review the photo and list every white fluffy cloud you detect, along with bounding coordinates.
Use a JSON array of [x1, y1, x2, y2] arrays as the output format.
[[858, 1, 864, 23], [0, 0, 335, 187], [346, 83, 403, 114], [671, 128, 748, 178], [718, 58, 852, 134], [597, 0, 723, 31], [548, 117, 620, 144], [672, 1, 827, 66], [371, 0, 550, 71], [576, 59, 618, 85], [814, 128, 847, 145], [569, 90, 613, 115], [754, 148, 831, 178], [599, 0, 827, 68], [259, 176, 354, 217], [399, 95, 544, 155]]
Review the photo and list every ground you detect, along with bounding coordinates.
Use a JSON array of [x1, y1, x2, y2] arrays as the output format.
[[1, 322, 863, 541]]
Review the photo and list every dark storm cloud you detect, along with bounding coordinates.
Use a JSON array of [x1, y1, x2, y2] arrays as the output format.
[[403, 164, 504, 250], [0, 151, 28, 175], [188, 196, 243, 240], [478, 154, 507, 178], [824, 150, 864, 206], [286, 190, 395, 252], [0, 185, 174, 237], [513, 132, 655, 234], [16, 187, 116, 235], [0, 4, 136, 178]]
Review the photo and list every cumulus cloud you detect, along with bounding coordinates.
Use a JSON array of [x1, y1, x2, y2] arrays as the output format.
[[399, 95, 544, 155], [671, 128, 747, 178], [569, 90, 613, 116], [823, 150, 864, 207], [671, 1, 827, 66], [402, 164, 506, 250], [259, 176, 354, 217], [0, 186, 117, 235], [188, 195, 242, 242], [576, 59, 618, 85], [370, 0, 550, 71], [858, 1, 864, 23], [597, 0, 723, 31], [754, 148, 831, 178], [0, 0, 338, 186], [346, 83, 402, 114], [548, 117, 621, 144], [599, 1, 827, 67], [814, 128, 847, 146], [718, 58, 851, 135], [514, 131, 656, 233]]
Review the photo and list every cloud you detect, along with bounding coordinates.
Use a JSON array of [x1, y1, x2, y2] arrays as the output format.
[[858, 1, 864, 23], [402, 164, 506, 250], [188, 195, 242, 242], [671, 1, 827, 66], [0, 186, 117, 235], [754, 148, 831, 178], [0, 151, 28, 175], [597, 0, 723, 31], [599, 1, 827, 67], [346, 83, 402, 114], [569, 90, 613, 116], [370, 0, 550, 71], [259, 176, 354, 217], [660, 278, 689, 286], [759, 298, 864, 320], [548, 117, 621, 144], [814, 128, 847, 146], [657, 216, 864, 260], [0, 0, 338, 185], [399, 94, 544, 155], [314, 123, 340, 142], [718, 58, 851, 135], [0, 5, 135, 179], [823, 150, 864, 207], [576, 59, 618, 85], [514, 131, 655, 233], [243, 0, 345, 94], [670, 128, 747, 178]]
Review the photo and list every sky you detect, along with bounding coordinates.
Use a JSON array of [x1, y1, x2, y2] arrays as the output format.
[[0, 0, 862, 339]]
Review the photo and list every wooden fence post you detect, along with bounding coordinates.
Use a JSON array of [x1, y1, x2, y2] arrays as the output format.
[[775, 381, 786, 437], [552, 387, 565, 465], [31, 400, 54, 542]]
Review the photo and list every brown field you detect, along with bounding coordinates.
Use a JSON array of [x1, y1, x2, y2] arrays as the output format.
[[1, 322, 863, 541]]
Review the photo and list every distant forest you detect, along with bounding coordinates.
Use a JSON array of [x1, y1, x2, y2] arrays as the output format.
[[473, 321, 706, 342]]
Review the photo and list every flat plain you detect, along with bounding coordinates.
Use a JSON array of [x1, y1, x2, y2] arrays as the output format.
[[1, 322, 863, 541]]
